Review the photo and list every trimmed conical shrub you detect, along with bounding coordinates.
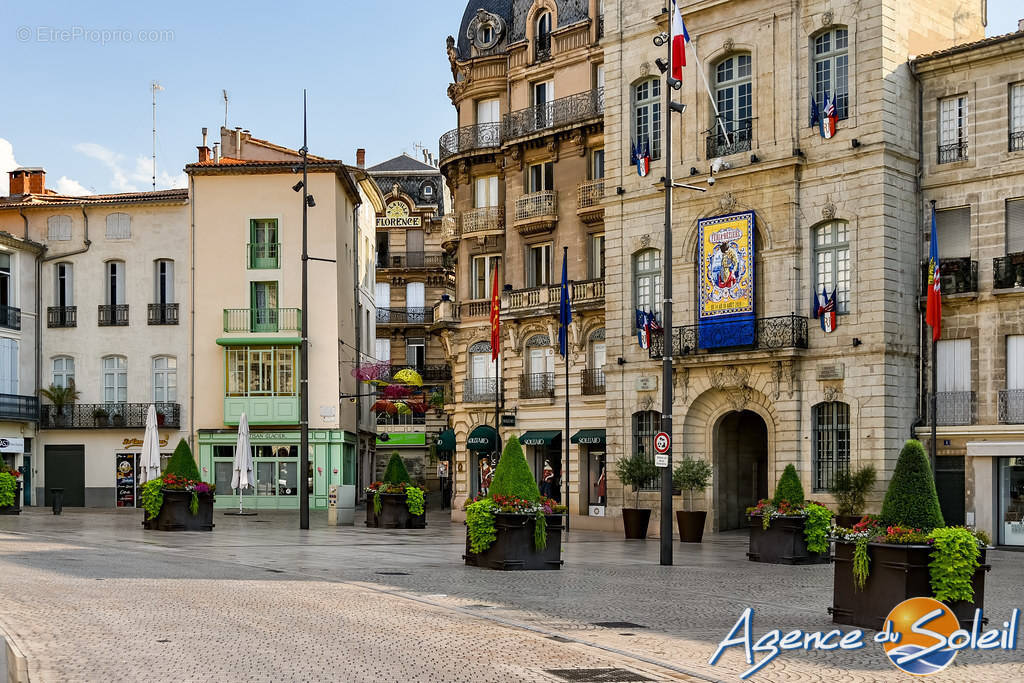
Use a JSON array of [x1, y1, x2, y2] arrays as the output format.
[[771, 464, 805, 506], [880, 439, 945, 531], [487, 435, 542, 502], [382, 451, 412, 485], [164, 439, 201, 480]]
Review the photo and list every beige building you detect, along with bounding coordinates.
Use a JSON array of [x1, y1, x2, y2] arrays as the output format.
[[438, 0, 609, 524], [913, 28, 1024, 547], [599, 0, 985, 535]]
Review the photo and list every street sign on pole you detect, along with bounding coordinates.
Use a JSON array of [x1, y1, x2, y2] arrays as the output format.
[[654, 431, 670, 454], [655, 453, 669, 468]]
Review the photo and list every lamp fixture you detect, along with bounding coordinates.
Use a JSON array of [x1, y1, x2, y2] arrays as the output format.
[[306, 195, 316, 208], [655, 57, 669, 74], [292, 181, 304, 192]]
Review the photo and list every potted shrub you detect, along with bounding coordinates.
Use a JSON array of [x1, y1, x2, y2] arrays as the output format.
[[831, 439, 991, 630], [829, 464, 877, 528], [673, 457, 712, 543], [141, 439, 216, 532], [39, 382, 80, 428], [111, 411, 126, 427], [364, 452, 427, 529], [429, 390, 446, 417], [156, 407, 167, 427], [0, 463, 22, 515], [463, 435, 566, 570], [615, 453, 659, 539], [92, 407, 110, 427], [746, 464, 831, 564]]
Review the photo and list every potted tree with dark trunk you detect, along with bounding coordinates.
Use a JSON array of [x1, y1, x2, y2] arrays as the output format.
[[746, 464, 831, 564], [364, 452, 426, 529], [673, 457, 712, 542], [39, 382, 80, 428], [615, 453, 659, 539], [831, 440, 991, 630], [141, 439, 215, 532], [828, 464, 876, 528]]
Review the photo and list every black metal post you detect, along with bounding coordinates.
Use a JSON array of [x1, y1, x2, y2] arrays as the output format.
[[494, 257, 501, 465], [659, 16, 675, 567], [929, 200, 938, 474], [299, 89, 310, 530], [564, 245, 571, 532]]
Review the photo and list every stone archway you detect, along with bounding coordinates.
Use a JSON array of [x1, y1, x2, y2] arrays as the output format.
[[715, 410, 768, 531]]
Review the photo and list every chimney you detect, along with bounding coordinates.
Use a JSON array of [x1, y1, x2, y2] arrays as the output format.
[[9, 168, 45, 195], [234, 126, 242, 157], [198, 127, 211, 162], [213, 142, 221, 163], [202, 127, 208, 147], [1019, 18, 1024, 32], [356, 148, 366, 168], [27, 169, 45, 194]]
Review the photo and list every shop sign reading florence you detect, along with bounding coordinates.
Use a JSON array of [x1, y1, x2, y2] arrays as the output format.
[[375, 201, 421, 228]]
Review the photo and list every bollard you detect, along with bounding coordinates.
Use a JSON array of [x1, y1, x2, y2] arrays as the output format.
[[50, 488, 64, 515]]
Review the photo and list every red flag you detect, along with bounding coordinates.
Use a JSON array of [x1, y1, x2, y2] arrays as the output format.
[[925, 206, 942, 341], [489, 264, 500, 361], [671, 0, 688, 81]]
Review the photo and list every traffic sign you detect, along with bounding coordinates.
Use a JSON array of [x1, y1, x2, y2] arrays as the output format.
[[654, 431, 670, 454], [655, 453, 669, 468]]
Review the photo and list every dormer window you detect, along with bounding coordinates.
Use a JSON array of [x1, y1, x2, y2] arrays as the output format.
[[423, 184, 434, 198], [480, 25, 493, 45]]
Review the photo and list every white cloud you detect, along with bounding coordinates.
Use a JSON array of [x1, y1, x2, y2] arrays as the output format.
[[74, 142, 186, 192], [0, 139, 20, 190], [54, 176, 91, 196]]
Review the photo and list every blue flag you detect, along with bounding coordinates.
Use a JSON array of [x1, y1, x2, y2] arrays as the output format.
[[810, 95, 821, 128], [629, 139, 637, 166], [559, 252, 572, 358]]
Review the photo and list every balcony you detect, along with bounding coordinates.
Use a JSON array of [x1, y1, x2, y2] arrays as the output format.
[[441, 214, 461, 250], [248, 242, 280, 269], [0, 394, 38, 422], [460, 300, 491, 319], [432, 299, 461, 327], [938, 141, 968, 164], [464, 378, 503, 404], [929, 391, 975, 426], [47, 306, 77, 328], [577, 179, 605, 224], [148, 303, 179, 325], [514, 190, 558, 236], [535, 33, 551, 62], [40, 402, 180, 430], [520, 372, 555, 399], [224, 396, 297, 426], [650, 314, 809, 358], [223, 308, 302, 333], [597, 14, 604, 39], [461, 206, 504, 237], [438, 122, 502, 162], [377, 251, 450, 270], [0, 306, 21, 331], [582, 369, 605, 396], [505, 278, 605, 318], [381, 364, 452, 383], [1011, 130, 1024, 153], [376, 411, 426, 426], [706, 119, 753, 159], [503, 88, 604, 141], [98, 304, 129, 326], [920, 258, 977, 296], [376, 307, 433, 325], [999, 390, 1024, 424], [993, 253, 1024, 290]]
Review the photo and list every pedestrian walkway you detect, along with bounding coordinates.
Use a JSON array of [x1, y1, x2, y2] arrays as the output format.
[[0, 508, 1021, 682]]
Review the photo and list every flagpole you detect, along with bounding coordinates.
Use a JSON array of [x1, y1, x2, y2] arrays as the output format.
[[682, 33, 729, 141], [660, 5, 676, 568], [493, 257, 501, 462], [929, 200, 938, 474], [563, 246, 571, 532]]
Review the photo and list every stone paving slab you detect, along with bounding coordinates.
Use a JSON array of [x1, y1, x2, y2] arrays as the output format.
[[0, 508, 1022, 682]]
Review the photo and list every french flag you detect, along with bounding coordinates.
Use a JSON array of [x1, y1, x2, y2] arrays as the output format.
[[671, 0, 688, 81], [820, 92, 838, 139]]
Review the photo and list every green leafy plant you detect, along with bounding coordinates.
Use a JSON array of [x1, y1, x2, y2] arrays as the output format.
[[0, 472, 17, 508], [189, 491, 199, 515], [488, 435, 541, 503], [803, 502, 833, 554], [772, 464, 805, 506], [39, 382, 80, 412], [141, 478, 164, 521], [615, 453, 659, 509], [829, 464, 877, 518], [673, 457, 712, 511], [405, 486, 425, 517], [534, 510, 547, 551], [164, 439, 201, 481], [466, 499, 497, 553], [91, 407, 109, 419], [853, 536, 871, 590], [880, 440, 944, 531], [929, 527, 981, 603], [429, 390, 445, 411], [382, 451, 412, 485], [373, 490, 382, 516]]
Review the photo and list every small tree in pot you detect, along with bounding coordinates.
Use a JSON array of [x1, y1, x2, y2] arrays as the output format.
[[615, 454, 659, 540], [673, 457, 712, 542], [39, 382, 80, 427], [828, 464, 877, 528]]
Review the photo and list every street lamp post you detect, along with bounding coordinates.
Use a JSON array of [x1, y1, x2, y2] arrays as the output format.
[[299, 89, 310, 531]]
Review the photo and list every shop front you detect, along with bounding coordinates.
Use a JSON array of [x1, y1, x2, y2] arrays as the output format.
[[0, 435, 28, 507], [966, 441, 1024, 548], [467, 424, 498, 497], [435, 428, 455, 508], [999, 456, 1024, 547], [571, 429, 606, 516], [375, 432, 427, 482], [520, 430, 562, 501]]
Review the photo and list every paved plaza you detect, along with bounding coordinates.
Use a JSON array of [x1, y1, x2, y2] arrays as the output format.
[[0, 509, 1021, 682]]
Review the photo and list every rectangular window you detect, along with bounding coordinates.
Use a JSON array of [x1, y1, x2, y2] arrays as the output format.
[[152, 357, 177, 403], [937, 339, 971, 392], [0, 338, 18, 394], [938, 95, 968, 163], [1007, 198, 1024, 254], [528, 162, 554, 193], [225, 346, 298, 397], [406, 337, 425, 368], [55, 263, 73, 307], [1008, 336, 1024, 391], [526, 243, 552, 287], [52, 357, 74, 388], [935, 206, 971, 259], [102, 356, 127, 404], [633, 80, 661, 160], [812, 29, 849, 121], [1010, 83, 1024, 152], [998, 457, 1024, 546], [106, 261, 125, 305], [154, 260, 174, 304], [375, 337, 391, 364], [406, 281, 425, 323], [0, 253, 11, 309], [475, 176, 499, 208], [814, 221, 850, 314], [632, 411, 660, 489], [47, 216, 72, 241], [591, 149, 605, 179], [105, 213, 131, 239], [589, 233, 606, 280], [533, 80, 554, 128], [249, 219, 280, 269], [813, 402, 850, 491], [250, 281, 279, 332], [472, 255, 499, 299], [476, 98, 500, 124], [471, 351, 497, 379]]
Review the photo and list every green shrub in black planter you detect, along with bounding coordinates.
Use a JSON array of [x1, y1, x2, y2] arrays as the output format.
[[673, 457, 712, 543], [615, 453, 658, 540], [365, 452, 426, 529], [879, 440, 944, 530], [165, 438, 202, 480], [772, 463, 804, 506], [747, 465, 829, 565], [828, 464, 876, 528], [141, 439, 215, 532]]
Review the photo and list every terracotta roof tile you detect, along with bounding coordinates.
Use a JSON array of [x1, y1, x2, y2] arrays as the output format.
[[0, 188, 188, 209], [914, 30, 1024, 62]]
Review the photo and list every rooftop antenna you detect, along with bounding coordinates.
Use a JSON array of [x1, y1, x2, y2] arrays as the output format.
[[151, 81, 164, 190], [223, 89, 229, 128]]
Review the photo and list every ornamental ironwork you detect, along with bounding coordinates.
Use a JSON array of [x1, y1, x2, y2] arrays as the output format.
[[999, 390, 1024, 424], [930, 392, 975, 426], [920, 257, 977, 295], [938, 141, 968, 164], [706, 119, 753, 158], [503, 88, 604, 140], [993, 253, 1024, 289], [649, 314, 809, 358], [40, 402, 181, 430], [438, 122, 502, 161]]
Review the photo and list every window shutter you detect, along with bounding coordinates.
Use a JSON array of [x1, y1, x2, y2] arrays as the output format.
[[65, 264, 74, 306], [935, 207, 970, 259], [0, 339, 15, 394], [1006, 198, 1024, 254], [936, 339, 971, 392], [1008, 336, 1024, 390]]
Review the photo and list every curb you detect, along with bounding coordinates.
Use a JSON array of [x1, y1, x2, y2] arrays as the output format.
[[0, 624, 31, 683]]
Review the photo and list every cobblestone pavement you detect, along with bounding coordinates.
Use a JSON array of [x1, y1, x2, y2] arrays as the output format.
[[0, 508, 1021, 683]]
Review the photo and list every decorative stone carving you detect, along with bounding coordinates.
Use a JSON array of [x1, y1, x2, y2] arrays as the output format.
[[638, 395, 655, 412], [711, 365, 750, 390], [446, 36, 459, 78], [459, 160, 470, 185], [505, 322, 521, 351], [821, 11, 834, 27], [640, 234, 651, 248], [509, 145, 522, 170], [546, 138, 559, 162], [822, 199, 836, 221], [728, 388, 752, 412], [640, 61, 650, 77], [723, 38, 735, 53], [440, 331, 455, 359], [466, 9, 505, 52], [719, 192, 737, 212], [823, 385, 840, 402], [678, 367, 690, 402], [571, 129, 585, 156], [785, 360, 797, 398], [771, 361, 783, 401]]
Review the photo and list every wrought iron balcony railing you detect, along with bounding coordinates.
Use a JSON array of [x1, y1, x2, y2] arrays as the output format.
[[929, 391, 975, 426], [377, 252, 450, 269], [463, 377, 503, 404], [577, 179, 604, 210], [520, 372, 555, 399], [597, 14, 604, 38], [40, 402, 181, 430], [0, 306, 20, 331], [993, 253, 1024, 289], [0, 394, 38, 422], [999, 390, 1024, 424], [938, 141, 968, 164], [376, 307, 433, 325], [461, 206, 505, 236], [649, 314, 809, 358], [223, 308, 302, 333], [535, 33, 551, 62], [503, 88, 604, 140], [47, 306, 77, 328], [1011, 130, 1024, 153], [514, 190, 557, 222], [582, 368, 605, 395], [706, 119, 753, 158], [920, 258, 977, 295], [98, 304, 129, 326], [248, 242, 280, 269], [380, 364, 452, 382], [148, 303, 179, 325], [438, 122, 502, 161]]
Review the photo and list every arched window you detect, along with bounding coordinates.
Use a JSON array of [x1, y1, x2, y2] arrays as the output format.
[[467, 341, 498, 402], [584, 329, 606, 395], [102, 355, 127, 405], [524, 335, 553, 395], [633, 249, 662, 324], [52, 356, 74, 388], [152, 356, 177, 403], [710, 54, 753, 156], [812, 401, 850, 491], [632, 410, 661, 489], [535, 11, 552, 61], [105, 213, 131, 240], [812, 220, 850, 314], [47, 215, 72, 241], [812, 28, 849, 121], [632, 79, 661, 161]]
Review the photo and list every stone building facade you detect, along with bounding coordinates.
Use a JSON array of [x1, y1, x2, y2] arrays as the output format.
[[913, 29, 1024, 547]]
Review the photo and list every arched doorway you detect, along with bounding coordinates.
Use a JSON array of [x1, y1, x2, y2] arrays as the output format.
[[715, 410, 768, 531]]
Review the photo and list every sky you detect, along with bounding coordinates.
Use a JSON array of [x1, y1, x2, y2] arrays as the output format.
[[0, 1, 1021, 196]]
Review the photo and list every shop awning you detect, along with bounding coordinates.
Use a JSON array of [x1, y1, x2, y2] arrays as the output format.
[[570, 429, 606, 447], [520, 430, 561, 447], [435, 428, 456, 451], [467, 425, 498, 451]]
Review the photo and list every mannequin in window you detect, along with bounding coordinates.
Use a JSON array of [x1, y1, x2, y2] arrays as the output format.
[[479, 456, 494, 495], [541, 459, 554, 498], [596, 466, 606, 505]]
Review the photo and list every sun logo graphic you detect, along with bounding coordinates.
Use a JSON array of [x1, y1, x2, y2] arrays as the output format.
[[881, 597, 960, 676]]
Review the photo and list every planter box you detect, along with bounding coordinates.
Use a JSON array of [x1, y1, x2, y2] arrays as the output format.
[[677, 510, 706, 542], [831, 542, 990, 631], [366, 492, 426, 529], [0, 481, 22, 515], [622, 508, 651, 539], [464, 513, 563, 570], [747, 514, 829, 565], [144, 490, 215, 531]]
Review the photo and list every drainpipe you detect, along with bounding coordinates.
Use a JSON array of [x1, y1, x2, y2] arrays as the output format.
[[189, 175, 196, 450], [910, 60, 926, 430]]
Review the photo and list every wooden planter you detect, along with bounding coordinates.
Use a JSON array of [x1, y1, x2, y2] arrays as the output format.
[[464, 513, 563, 570], [0, 481, 22, 515], [622, 508, 651, 539], [831, 542, 990, 631], [747, 514, 829, 565], [676, 510, 706, 543], [366, 492, 426, 529], [144, 490, 215, 531]]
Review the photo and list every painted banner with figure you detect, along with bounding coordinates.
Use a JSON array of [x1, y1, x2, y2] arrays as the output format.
[[698, 211, 756, 348]]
